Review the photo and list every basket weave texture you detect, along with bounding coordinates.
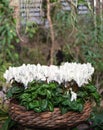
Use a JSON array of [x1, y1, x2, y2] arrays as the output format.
[[9, 100, 92, 128]]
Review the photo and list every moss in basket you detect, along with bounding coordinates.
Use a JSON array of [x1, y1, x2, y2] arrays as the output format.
[[4, 63, 101, 114]]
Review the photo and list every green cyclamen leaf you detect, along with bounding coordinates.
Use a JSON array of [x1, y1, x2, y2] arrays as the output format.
[[62, 99, 70, 106], [29, 102, 35, 109], [48, 101, 54, 112], [11, 86, 24, 94], [41, 99, 48, 111], [7, 86, 24, 98], [77, 91, 88, 98], [91, 92, 101, 103], [20, 93, 31, 99], [85, 85, 97, 93], [39, 89, 47, 96], [29, 100, 40, 109], [70, 102, 83, 112], [34, 107, 41, 113], [49, 82, 57, 89], [6, 89, 13, 98], [60, 107, 68, 114], [46, 90, 52, 98]]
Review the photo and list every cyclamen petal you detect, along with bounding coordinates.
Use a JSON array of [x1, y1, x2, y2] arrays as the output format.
[[70, 88, 77, 101]]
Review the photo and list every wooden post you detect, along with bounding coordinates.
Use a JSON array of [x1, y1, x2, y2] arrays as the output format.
[[47, 0, 55, 65], [100, 0, 103, 31], [93, 0, 97, 42]]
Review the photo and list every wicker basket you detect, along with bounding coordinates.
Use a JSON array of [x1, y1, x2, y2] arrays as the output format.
[[9, 100, 92, 129]]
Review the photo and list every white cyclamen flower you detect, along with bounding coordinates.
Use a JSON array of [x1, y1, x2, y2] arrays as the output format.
[[69, 88, 77, 102], [3, 62, 94, 88], [60, 62, 94, 87], [46, 65, 60, 83]]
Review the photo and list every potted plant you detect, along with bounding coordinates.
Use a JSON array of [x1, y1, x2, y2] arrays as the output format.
[[3, 62, 100, 128]]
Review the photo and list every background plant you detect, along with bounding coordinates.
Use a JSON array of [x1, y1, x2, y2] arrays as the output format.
[[0, 0, 21, 127], [0, 0, 20, 85]]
